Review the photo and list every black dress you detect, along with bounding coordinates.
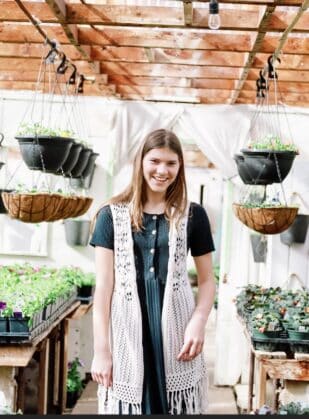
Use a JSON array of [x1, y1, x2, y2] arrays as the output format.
[[90, 202, 215, 414]]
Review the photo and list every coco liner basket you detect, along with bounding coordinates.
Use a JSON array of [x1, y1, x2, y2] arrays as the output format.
[[232, 204, 298, 234], [1, 192, 64, 223]]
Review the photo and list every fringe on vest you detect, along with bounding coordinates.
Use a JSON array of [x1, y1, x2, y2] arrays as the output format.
[[98, 373, 208, 415], [97, 385, 142, 415]]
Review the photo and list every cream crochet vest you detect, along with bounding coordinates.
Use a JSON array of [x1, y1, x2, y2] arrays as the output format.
[[97, 203, 208, 415]]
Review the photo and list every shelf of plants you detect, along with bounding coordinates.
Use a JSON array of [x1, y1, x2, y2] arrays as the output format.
[[0, 263, 95, 344], [235, 284, 309, 355]]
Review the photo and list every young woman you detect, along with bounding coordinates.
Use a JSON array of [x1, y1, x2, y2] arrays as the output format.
[[90, 129, 216, 415]]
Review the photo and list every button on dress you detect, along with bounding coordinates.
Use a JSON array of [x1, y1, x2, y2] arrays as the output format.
[[90, 202, 215, 414]]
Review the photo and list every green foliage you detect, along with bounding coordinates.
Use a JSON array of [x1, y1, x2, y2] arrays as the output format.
[[248, 134, 298, 152], [16, 122, 75, 139], [278, 401, 309, 415], [67, 357, 84, 393]]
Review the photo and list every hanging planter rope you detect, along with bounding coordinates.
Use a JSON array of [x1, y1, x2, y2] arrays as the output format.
[[232, 204, 298, 235]]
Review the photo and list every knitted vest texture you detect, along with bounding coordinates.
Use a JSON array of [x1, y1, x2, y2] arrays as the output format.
[[97, 203, 208, 415]]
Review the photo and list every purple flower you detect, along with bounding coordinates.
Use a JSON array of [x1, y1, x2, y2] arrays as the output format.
[[13, 311, 23, 318], [0, 302, 6, 310]]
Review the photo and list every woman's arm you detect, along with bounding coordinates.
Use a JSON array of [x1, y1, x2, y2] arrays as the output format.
[[177, 252, 216, 361], [91, 246, 114, 387]]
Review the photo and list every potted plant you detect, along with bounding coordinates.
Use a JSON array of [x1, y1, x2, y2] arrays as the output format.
[[66, 357, 84, 409], [250, 308, 283, 351], [280, 214, 309, 245], [234, 134, 298, 185], [15, 122, 75, 174]]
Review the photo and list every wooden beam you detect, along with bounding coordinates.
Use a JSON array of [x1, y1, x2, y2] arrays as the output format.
[[230, 2, 279, 104], [183, 1, 193, 26]]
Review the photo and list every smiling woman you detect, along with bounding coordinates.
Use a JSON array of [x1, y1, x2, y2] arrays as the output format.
[[89, 129, 216, 415]]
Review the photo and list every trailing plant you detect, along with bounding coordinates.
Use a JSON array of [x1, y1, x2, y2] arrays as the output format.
[[250, 308, 282, 333], [247, 134, 298, 153], [16, 122, 75, 139]]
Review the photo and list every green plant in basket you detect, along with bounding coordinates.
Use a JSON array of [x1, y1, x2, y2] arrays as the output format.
[[67, 357, 84, 394], [247, 134, 298, 153], [16, 122, 75, 139]]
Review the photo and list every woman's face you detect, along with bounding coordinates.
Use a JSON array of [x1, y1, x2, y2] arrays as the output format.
[[142, 147, 180, 195]]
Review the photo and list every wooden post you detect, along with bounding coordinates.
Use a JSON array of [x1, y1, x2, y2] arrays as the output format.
[[58, 319, 69, 413], [248, 349, 255, 412], [38, 338, 50, 414]]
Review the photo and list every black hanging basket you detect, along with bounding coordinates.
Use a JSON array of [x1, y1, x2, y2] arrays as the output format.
[[15, 135, 74, 174], [64, 219, 91, 246], [70, 163, 97, 190], [68, 146, 93, 178], [79, 152, 99, 178], [234, 149, 297, 185], [56, 142, 83, 176], [250, 234, 267, 263], [280, 214, 309, 245]]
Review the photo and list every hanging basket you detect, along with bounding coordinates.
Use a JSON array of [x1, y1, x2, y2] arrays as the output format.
[[234, 150, 297, 185], [15, 135, 74, 174], [232, 204, 298, 234], [79, 152, 99, 179], [1, 191, 64, 223], [56, 142, 83, 176], [68, 146, 92, 178], [280, 214, 309, 245], [69, 196, 93, 218], [64, 219, 91, 246]]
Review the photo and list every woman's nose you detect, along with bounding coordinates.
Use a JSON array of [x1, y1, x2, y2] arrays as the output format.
[[156, 164, 168, 174]]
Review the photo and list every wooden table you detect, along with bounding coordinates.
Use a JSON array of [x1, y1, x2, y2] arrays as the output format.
[[238, 316, 309, 412], [0, 301, 81, 414]]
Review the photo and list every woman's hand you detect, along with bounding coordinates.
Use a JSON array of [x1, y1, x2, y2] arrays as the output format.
[[177, 315, 205, 362], [91, 350, 113, 387]]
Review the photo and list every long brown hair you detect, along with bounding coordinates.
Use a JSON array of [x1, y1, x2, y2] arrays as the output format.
[[95, 129, 187, 231]]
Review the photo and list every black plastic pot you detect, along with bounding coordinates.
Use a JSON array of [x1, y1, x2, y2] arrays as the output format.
[[68, 146, 92, 178], [79, 152, 99, 178], [66, 390, 79, 409], [77, 285, 93, 299], [250, 234, 267, 263], [15, 135, 74, 174], [56, 142, 82, 176], [280, 214, 309, 245], [64, 219, 91, 246], [0, 188, 13, 213], [69, 164, 96, 190], [234, 149, 297, 185]]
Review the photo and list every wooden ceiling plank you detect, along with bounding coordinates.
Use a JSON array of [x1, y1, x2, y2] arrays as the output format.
[[66, 3, 184, 26], [193, 5, 266, 29], [253, 52, 309, 69], [90, 46, 248, 66], [0, 23, 69, 44], [261, 33, 309, 54], [100, 62, 242, 79], [78, 26, 257, 51], [268, 7, 309, 31], [248, 67, 309, 81], [243, 80, 309, 91], [108, 75, 192, 87]]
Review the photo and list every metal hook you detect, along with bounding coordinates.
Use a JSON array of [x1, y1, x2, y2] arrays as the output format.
[[45, 46, 58, 64], [77, 74, 85, 93], [56, 52, 68, 75], [267, 55, 280, 79], [259, 70, 267, 90], [68, 64, 77, 85]]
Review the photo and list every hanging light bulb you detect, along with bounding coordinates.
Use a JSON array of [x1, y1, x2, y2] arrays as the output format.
[[208, 0, 221, 30]]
